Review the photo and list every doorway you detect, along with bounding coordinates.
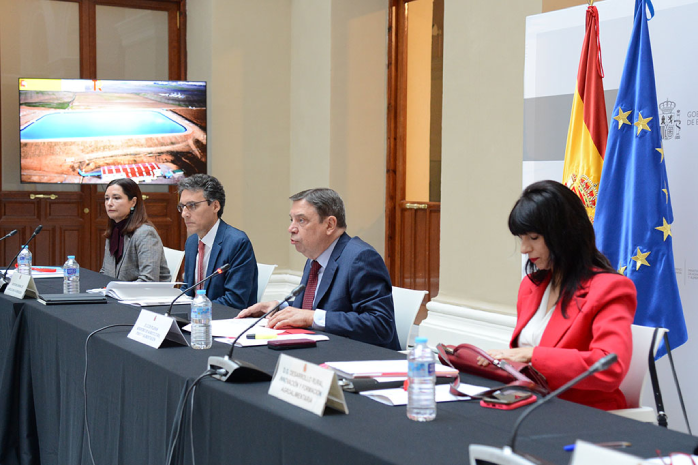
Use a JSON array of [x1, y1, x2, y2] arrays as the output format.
[[385, 0, 443, 323]]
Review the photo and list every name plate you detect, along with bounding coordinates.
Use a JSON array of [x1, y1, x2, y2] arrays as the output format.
[[3, 273, 38, 299], [268, 354, 348, 417], [570, 441, 643, 465], [127, 309, 187, 348]]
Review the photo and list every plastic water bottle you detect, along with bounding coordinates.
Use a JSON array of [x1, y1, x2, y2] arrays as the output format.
[[17, 246, 32, 276], [407, 336, 436, 422], [190, 289, 212, 349], [63, 255, 80, 294]]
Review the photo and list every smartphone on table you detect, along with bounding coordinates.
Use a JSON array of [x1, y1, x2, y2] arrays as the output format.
[[480, 390, 537, 410]]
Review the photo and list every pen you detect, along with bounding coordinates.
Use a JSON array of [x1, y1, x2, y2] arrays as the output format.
[[564, 441, 631, 452], [246, 333, 278, 340]]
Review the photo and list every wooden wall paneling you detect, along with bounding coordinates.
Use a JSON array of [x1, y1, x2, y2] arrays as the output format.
[[412, 209, 423, 290], [0, 232, 23, 268], [428, 207, 440, 298]]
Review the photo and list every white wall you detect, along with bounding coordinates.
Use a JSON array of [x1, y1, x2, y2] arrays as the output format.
[[187, 0, 387, 278]]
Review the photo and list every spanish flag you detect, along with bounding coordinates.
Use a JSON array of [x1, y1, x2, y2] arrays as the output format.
[[562, 5, 607, 223]]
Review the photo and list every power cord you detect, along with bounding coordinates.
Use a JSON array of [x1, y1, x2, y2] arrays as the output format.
[[83, 324, 134, 465], [165, 369, 218, 465]]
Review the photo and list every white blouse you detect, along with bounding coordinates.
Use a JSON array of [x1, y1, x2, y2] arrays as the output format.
[[518, 282, 555, 348]]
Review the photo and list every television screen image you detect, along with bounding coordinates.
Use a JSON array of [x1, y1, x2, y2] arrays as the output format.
[[19, 78, 207, 184]]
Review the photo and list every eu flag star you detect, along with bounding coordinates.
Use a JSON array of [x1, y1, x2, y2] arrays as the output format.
[[634, 112, 653, 135], [656, 147, 664, 162], [613, 107, 632, 129], [655, 217, 672, 241], [631, 247, 651, 270]]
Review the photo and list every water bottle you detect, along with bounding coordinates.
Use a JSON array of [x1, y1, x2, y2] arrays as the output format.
[[63, 255, 80, 294], [407, 336, 436, 422], [190, 289, 212, 349], [17, 246, 32, 276]]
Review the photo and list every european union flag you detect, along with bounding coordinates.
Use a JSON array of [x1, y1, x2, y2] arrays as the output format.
[[594, 0, 687, 357]]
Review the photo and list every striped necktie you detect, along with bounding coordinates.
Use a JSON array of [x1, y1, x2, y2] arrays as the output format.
[[301, 260, 321, 309], [197, 240, 205, 290]]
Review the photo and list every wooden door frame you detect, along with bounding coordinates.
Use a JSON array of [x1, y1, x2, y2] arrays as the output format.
[[385, 0, 410, 280]]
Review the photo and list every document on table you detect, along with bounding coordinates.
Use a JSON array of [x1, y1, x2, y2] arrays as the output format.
[[645, 456, 698, 464], [323, 360, 459, 379], [4, 266, 64, 279], [360, 383, 488, 406], [215, 333, 330, 347], [182, 318, 273, 338]]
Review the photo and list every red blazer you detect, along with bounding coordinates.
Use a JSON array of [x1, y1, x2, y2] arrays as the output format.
[[511, 272, 637, 410]]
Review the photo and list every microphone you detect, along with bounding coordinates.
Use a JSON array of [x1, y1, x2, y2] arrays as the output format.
[[208, 284, 306, 383], [1, 225, 43, 289], [0, 230, 18, 242], [165, 263, 231, 323], [509, 353, 617, 450], [468, 353, 618, 465]]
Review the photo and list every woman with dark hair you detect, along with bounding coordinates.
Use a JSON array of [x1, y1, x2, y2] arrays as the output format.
[[482, 180, 636, 410], [100, 178, 171, 282]]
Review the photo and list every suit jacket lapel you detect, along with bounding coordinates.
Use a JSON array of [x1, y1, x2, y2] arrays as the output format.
[[539, 282, 587, 348], [115, 234, 132, 280], [313, 233, 350, 308], [512, 274, 549, 345]]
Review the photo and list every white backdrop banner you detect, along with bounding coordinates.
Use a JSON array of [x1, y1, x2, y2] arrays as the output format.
[[524, 0, 697, 433]]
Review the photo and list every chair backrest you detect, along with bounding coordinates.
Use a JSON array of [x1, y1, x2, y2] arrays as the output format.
[[162, 247, 185, 283], [257, 263, 277, 302], [392, 286, 428, 351], [619, 324, 668, 408]]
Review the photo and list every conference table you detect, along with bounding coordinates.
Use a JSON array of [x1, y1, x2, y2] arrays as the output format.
[[0, 270, 696, 465]]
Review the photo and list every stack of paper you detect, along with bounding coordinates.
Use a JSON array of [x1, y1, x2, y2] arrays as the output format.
[[88, 281, 190, 306], [360, 383, 488, 406]]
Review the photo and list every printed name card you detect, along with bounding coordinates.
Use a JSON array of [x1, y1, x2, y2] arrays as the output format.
[[4, 273, 38, 299], [268, 354, 348, 417], [127, 309, 187, 348]]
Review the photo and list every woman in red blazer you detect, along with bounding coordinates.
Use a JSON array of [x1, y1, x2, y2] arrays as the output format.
[[485, 180, 636, 410]]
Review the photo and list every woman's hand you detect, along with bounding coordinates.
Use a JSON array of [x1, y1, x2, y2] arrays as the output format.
[[477, 347, 535, 366]]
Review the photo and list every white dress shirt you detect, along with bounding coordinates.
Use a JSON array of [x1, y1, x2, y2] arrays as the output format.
[[518, 281, 554, 348], [196, 219, 220, 283]]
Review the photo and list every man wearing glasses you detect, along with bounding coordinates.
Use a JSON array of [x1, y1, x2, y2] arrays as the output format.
[[178, 174, 258, 308]]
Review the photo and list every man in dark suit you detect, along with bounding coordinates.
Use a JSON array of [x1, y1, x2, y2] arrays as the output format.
[[238, 188, 399, 350], [178, 174, 258, 309]]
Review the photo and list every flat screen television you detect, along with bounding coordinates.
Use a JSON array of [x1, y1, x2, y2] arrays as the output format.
[[19, 78, 207, 184]]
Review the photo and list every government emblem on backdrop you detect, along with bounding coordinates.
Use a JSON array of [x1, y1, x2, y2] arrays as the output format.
[[659, 98, 681, 140], [565, 173, 599, 218]]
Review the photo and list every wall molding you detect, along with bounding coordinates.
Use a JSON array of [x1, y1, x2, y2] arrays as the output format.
[[262, 273, 515, 351], [418, 299, 516, 349]]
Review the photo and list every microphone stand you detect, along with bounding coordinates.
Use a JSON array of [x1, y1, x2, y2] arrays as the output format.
[[468, 353, 618, 465], [165, 263, 231, 325], [0, 226, 42, 291], [0, 229, 18, 242], [208, 284, 305, 383]]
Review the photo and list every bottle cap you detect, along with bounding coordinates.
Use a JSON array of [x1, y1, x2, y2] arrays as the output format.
[[22, 245, 27, 249], [68, 255, 75, 259], [196, 289, 206, 295], [415, 337, 428, 344]]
